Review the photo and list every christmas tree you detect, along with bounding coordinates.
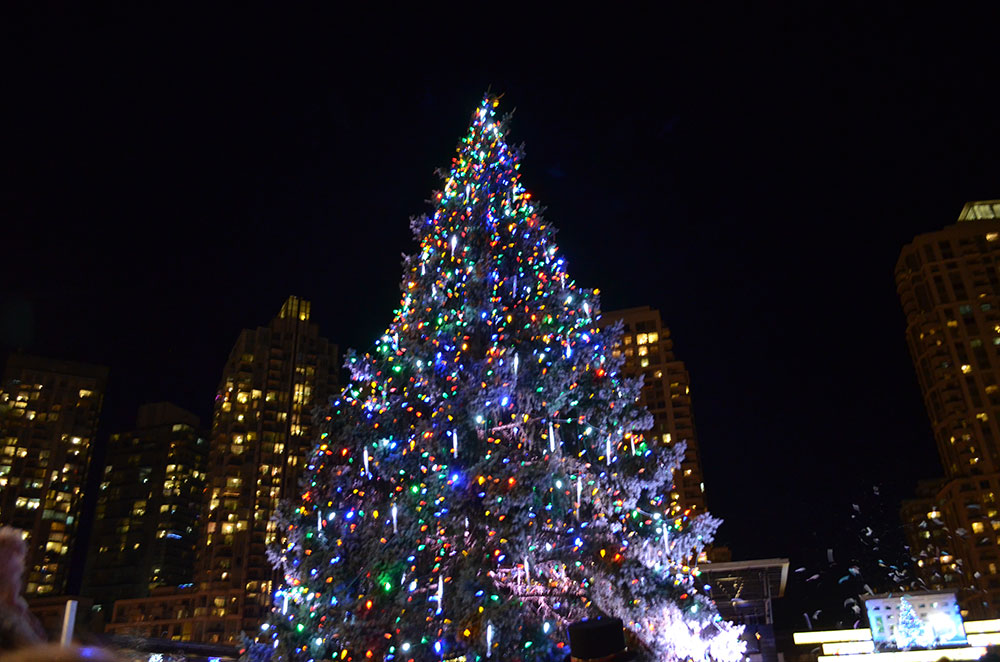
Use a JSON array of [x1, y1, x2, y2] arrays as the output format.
[[262, 96, 744, 662], [894, 596, 931, 650]]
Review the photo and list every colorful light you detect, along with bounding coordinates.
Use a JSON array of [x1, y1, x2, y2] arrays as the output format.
[[261, 94, 742, 662]]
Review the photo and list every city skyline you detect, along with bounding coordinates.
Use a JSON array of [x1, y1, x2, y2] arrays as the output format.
[[3, 7, 1000, 629], [95, 296, 339, 643]]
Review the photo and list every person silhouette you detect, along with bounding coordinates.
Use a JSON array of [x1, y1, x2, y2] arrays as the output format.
[[0, 527, 45, 651]]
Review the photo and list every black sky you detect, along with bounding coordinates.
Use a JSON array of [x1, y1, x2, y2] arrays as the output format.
[[3, 4, 1000, 623]]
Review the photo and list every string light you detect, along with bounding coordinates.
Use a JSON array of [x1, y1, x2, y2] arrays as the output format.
[[259, 94, 742, 662]]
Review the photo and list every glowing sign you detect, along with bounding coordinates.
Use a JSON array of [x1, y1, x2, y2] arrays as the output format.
[[865, 592, 966, 651]]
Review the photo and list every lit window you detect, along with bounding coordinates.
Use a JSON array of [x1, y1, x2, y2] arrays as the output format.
[[928, 510, 941, 519], [988, 233, 999, 242], [640, 358, 649, 367], [977, 412, 989, 422], [78, 389, 93, 398], [940, 555, 953, 564], [648, 332, 658, 343], [623, 336, 632, 346], [636, 333, 648, 345], [962, 364, 972, 374], [973, 522, 985, 534], [638, 346, 648, 357], [972, 204, 997, 219]]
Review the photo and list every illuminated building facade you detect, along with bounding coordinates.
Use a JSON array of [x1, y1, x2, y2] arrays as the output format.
[[107, 296, 339, 643], [896, 200, 1000, 617], [83, 402, 207, 611], [0, 354, 108, 596], [603, 306, 707, 514]]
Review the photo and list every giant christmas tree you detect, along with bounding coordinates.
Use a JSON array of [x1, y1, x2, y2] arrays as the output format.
[[262, 96, 744, 662]]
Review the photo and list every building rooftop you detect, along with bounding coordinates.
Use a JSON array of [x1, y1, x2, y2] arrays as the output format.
[[958, 200, 1000, 221], [701, 558, 789, 603]]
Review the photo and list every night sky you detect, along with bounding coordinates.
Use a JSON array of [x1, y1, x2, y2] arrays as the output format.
[[4, 5, 1000, 627]]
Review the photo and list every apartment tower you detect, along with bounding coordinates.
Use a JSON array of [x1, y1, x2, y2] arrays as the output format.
[[602, 306, 707, 515], [83, 402, 207, 611], [197, 294, 339, 634], [897, 200, 1000, 617], [107, 296, 338, 643], [0, 354, 108, 596]]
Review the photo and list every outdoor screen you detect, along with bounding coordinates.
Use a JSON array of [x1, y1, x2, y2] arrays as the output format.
[[866, 593, 967, 651]]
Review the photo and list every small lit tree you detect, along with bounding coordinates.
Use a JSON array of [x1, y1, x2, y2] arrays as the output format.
[[894, 596, 930, 650]]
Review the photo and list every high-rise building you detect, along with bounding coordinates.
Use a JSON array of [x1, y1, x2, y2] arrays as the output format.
[[0, 354, 108, 596], [602, 306, 707, 515], [83, 402, 207, 611], [107, 296, 339, 643], [897, 200, 1000, 617], [197, 294, 339, 634]]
